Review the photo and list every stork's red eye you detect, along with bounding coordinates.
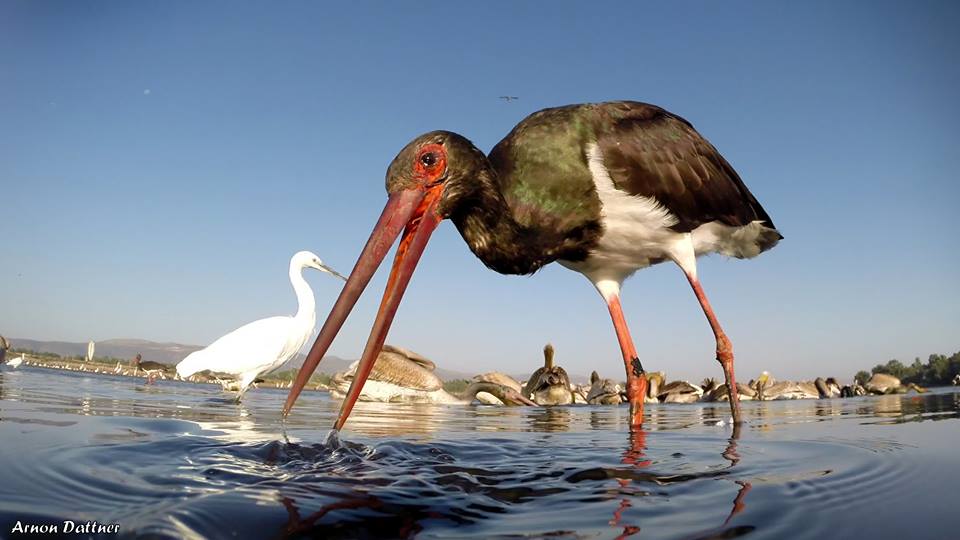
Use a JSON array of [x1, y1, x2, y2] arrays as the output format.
[[419, 152, 438, 167]]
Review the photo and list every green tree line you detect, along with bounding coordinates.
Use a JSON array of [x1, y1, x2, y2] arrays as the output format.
[[855, 350, 960, 386]]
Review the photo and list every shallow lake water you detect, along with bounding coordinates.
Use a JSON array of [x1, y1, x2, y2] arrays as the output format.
[[1, 365, 957, 539]]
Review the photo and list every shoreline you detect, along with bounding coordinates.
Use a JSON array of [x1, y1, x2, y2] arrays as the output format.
[[4, 354, 328, 392]]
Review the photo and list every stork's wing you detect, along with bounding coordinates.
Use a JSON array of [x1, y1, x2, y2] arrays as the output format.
[[594, 101, 777, 233]]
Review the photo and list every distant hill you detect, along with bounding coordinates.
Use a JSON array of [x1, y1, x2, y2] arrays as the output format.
[[6, 337, 587, 383], [9, 338, 199, 363]]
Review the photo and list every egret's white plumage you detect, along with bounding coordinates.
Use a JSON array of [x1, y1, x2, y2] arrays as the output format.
[[6, 354, 24, 368], [176, 251, 345, 401]]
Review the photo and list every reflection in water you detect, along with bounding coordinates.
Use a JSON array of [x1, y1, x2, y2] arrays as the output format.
[[0, 366, 958, 538], [528, 406, 573, 432], [610, 429, 648, 538]]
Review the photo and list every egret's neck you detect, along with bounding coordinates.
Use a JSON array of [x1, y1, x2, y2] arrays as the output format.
[[290, 263, 317, 329]]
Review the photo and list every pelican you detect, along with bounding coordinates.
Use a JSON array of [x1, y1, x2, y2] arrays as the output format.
[[840, 383, 867, 397], [644, 372, 665, 403], [472, 371, 524, 405], [585, 371, 625, 405], [702, 378, 757, 402], [330, 345, 534, 405], [864, 373, 926, 395], [814, 377, 842, 398], [657, 379, 705, 403], [754, 373, 820, 400], [522, 344, 574, 405], [176, 251, 346, 401]]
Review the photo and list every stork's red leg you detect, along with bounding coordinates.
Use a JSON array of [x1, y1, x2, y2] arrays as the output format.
[[683, 272, 743, 424], [605, 294, 648, 428]]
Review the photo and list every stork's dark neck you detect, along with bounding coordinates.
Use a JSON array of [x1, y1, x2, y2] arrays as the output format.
[[450, 169, 568, 276]]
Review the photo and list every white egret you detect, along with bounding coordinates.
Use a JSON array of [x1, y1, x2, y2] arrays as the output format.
[[6, 354, 24, 368], [176, 250, 346, 401]]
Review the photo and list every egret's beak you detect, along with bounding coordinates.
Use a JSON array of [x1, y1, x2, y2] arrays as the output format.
[[316, 262, 348, 281], [282, 184, 445, 430]]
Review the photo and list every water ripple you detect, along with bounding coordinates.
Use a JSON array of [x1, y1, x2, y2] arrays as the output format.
[[0, 367, 958, 538]]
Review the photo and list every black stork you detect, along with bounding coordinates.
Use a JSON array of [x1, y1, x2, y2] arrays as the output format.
[[283, 101, 781, 429], [133, 354, 169, 384]]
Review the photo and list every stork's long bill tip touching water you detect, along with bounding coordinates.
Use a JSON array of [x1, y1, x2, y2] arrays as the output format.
[[283, 101, 781, 431]]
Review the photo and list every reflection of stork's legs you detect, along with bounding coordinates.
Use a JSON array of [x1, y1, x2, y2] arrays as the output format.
[[281, 494, 381, 536], [723, 481, 753, 526], [606, 429, 649, 537], [721, 427, 751, 527]]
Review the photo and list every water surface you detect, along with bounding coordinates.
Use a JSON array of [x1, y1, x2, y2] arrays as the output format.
[[1, 365, 958, 539]]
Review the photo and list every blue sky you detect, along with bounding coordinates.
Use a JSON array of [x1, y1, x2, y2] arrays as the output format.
[[2, 1, 958, 381]]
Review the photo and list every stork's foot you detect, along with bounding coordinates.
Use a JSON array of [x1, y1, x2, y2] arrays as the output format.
[[715, 334, 742, 425], [625, 375, 647, 429]]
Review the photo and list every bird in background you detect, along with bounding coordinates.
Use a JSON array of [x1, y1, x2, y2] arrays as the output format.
[[133, 353, 170, 384], [176, 251, 346, 401], [283, 101, 781, 431]]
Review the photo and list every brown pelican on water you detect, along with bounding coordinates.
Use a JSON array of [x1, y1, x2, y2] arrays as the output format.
[[644, 372, 665, 403], [471, 371, 524, 405], [702, 378, 757, 402], [522, 344, 575, 405], [585, 371, 625, 405], [814, 377, 842, 398], [840, 382, 867, 397], [657, 379, 705, 403], [753, 372, 820, 400], [331, 345, 534, 405], [864, 373, 926, 395]]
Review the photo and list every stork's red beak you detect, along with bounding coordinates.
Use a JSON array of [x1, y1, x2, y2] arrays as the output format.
[[282, 184, 444, 430]]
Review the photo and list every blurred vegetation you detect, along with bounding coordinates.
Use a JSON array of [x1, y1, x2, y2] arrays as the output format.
[[272, 369, 333, 387], [863, 351, 960, 386]]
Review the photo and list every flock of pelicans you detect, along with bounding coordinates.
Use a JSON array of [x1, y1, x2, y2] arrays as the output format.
[[324, 342, 932, 408], [2, 337, 938, 409]]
